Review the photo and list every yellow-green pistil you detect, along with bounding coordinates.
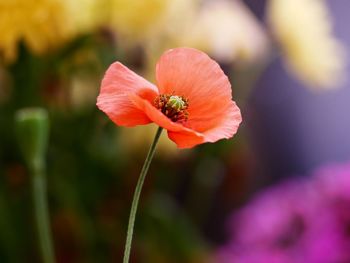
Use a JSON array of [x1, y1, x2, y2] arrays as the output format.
[[154, 94, 189, 122]]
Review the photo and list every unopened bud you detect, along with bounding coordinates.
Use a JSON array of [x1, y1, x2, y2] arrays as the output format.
[[15, 108, 49, 166]]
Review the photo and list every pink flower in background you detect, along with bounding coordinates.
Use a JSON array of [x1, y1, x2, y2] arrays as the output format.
[[216, 162, 350, 263]]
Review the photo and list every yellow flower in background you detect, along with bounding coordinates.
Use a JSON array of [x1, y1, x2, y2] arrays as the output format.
[[181, 0, 269, 64], [0, 0, 71, 62], [267, 0, 346, 89], [107, 0, 201, 50], [0, 0, 97, 63], [109, 0, 172, 42], [65, 0, 101, 34]]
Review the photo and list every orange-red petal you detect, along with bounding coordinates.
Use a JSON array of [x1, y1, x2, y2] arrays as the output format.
[[97, 62, 158, 126], [167, 130, 206, 148], [200, 101, 242, 142], [155, 48, 242, 146], [168, 102, 241, 148]]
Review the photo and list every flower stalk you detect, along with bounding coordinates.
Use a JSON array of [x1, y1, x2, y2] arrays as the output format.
[[123, 126, 163, 263], [30, 157, 55, 263], [15, 108, 55, 263]]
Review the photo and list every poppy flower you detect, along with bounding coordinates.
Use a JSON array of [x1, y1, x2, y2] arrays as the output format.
[[97, 47, 242, 148]]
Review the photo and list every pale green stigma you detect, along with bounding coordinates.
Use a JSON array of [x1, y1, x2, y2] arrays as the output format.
[[154, 93, 189, 122], [167, 95, 186, 111]]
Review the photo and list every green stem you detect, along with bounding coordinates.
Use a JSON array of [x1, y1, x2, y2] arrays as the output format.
[[31, 159, 55, 263], [123, 127, 163, 263]]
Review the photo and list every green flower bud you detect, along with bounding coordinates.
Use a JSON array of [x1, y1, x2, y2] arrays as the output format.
[[15, 108, 49, 167]]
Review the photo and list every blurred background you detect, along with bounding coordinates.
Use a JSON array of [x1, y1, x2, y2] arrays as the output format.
[[0, 0, 349, 262]]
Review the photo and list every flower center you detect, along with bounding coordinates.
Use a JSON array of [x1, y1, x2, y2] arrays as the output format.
[[154, 94, 189, 122]]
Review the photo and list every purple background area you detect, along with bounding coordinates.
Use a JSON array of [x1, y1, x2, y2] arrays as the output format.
[[245, 0, 350, 181]]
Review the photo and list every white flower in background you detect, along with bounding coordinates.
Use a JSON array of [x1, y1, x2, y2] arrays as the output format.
[[181, 0, 269, 64], [267, 0, 346, 89]]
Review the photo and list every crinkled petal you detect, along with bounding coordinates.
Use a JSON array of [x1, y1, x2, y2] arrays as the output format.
[[200, 101, 242, 142], [167, 130, 206, 149], [129, 94, 205, 148], [97, 62, 158, 126], [156, 47, 237, 133], [169, 102, 241, 148]]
